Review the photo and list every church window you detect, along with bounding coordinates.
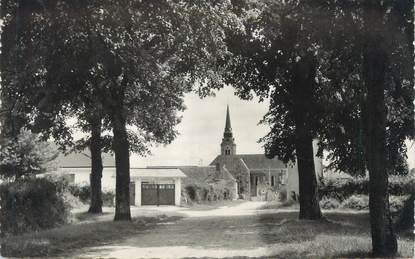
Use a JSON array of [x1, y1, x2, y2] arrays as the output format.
[[271, 176, 275, 186]]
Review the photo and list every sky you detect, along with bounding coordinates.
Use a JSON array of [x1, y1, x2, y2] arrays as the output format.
[[130, 86, 270, 167], [129, 85, 415, 170]]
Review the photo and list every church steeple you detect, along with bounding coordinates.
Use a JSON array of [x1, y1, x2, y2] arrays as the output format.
[[221, 105, 236, 155], [225, 105, 232, 132]]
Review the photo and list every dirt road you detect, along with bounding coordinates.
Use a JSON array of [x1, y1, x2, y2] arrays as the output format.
[[71, 201, 384, 259], [75, 201, 297, 258]]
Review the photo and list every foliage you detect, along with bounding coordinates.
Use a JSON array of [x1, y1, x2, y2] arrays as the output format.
[[278, 188, 287, 202], [68, 184, 115, 207], [316, 0, 414, 177], [396, 193, 414, 231], [1, 0, 239, 220], [225, 0, 326, 219], [338, 194, 409, 212], [341, 195, 369, 210], [388, 195, 409, 213], [182, 184, 233, 204], [0, 129, 58, 180], [0, 177, 71, 235], [319, 197, 341, 210], [319, 174, 414, 201], [225, 0, 327, 162]]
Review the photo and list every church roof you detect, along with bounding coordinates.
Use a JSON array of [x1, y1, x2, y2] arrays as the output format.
[[210, 154, 286, 170], [205, 166, 236, 183]]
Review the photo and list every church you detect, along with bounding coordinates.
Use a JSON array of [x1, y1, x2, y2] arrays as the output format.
[[206, 105, 323, 201]]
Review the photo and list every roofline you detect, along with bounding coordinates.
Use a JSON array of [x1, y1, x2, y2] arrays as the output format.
[[59, 166, 188, 170], [59, 168, 115, 169], [250, 168, 288, 170]]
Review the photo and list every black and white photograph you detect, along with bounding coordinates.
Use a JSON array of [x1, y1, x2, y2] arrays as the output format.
[[0, 0, 414, 258]]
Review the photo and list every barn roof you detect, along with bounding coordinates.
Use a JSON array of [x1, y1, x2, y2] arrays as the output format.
[[178, 166, 215, 185], [57, 151, 115, 168], [131, 168, 186, 178]]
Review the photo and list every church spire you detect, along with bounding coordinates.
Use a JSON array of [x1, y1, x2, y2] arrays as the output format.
[[225, 104, 232, 132], [221, 105, 236, 155]]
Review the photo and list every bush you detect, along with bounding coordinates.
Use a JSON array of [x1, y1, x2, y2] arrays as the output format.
[[389, 195, 410, 213], [336, 194, 409, 212], [183, 183, 232, 204], [396, 193, 414, 231], [278, 189, 287, 202], [68, 185, 115, 207], [102, 191, 115, 207], [68, 185, 90, 203], [319, 174, 415, 201], [0, 178, 71, 235], [341, 195, 369, 210], [320, 197, 341, 210]]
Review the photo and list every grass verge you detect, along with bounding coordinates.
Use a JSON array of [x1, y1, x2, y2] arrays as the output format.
[[1, 215, 182, 257]]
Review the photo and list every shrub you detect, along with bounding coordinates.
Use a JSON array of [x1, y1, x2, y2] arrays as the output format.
[[0, 178, 71, 235], [389, 195, 410, 213], [396, 193, 414, 231], [101, 191, 115, 207], [338, 194, 409, 212], [182, 183, 233, 204], [185, 185, 198, 201], [320, 197, 341, 210], [278, 189, 287, 201], [341, 195, 369, 210], [68, 185, 115, 207], [319, 174, 414, 201], [68, 185, 90, 203], [319, 177, 367, 201]]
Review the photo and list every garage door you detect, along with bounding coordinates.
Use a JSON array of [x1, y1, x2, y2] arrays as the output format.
[[141, 183, 175, 205]]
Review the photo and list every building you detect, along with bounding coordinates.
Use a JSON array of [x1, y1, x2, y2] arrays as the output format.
[[51, 152, 186, 206], [209, 105, 323, 201]]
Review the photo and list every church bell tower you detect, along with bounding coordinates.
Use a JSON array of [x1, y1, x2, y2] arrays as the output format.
[[221, 105, 236, 156]]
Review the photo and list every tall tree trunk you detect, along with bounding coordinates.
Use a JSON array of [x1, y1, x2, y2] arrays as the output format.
[[292, 54, 322, 220], [295, 133, 322, 219], [88, 116, 103, 213], [363, 3, 397, 256], [112, 112, 131, 221]]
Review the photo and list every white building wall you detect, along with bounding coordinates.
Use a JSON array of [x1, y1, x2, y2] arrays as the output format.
[[135, 178, 142, 206], [174, 177, 181, 206], [58, 167, 116, 191]]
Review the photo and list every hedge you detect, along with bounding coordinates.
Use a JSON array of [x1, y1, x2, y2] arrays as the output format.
[[322, 194, 410, 212], [320, 197, 341, 209], [0, 178, 71, 235], [319, 175, 414, 201]]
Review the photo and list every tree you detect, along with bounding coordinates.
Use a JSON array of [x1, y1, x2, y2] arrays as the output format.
[[1, 0, 235, 220], [1, 0, 107, 213], [225, 0, 324, 219], [0, 129, 58, 181], [314, 0, 413, 256]]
